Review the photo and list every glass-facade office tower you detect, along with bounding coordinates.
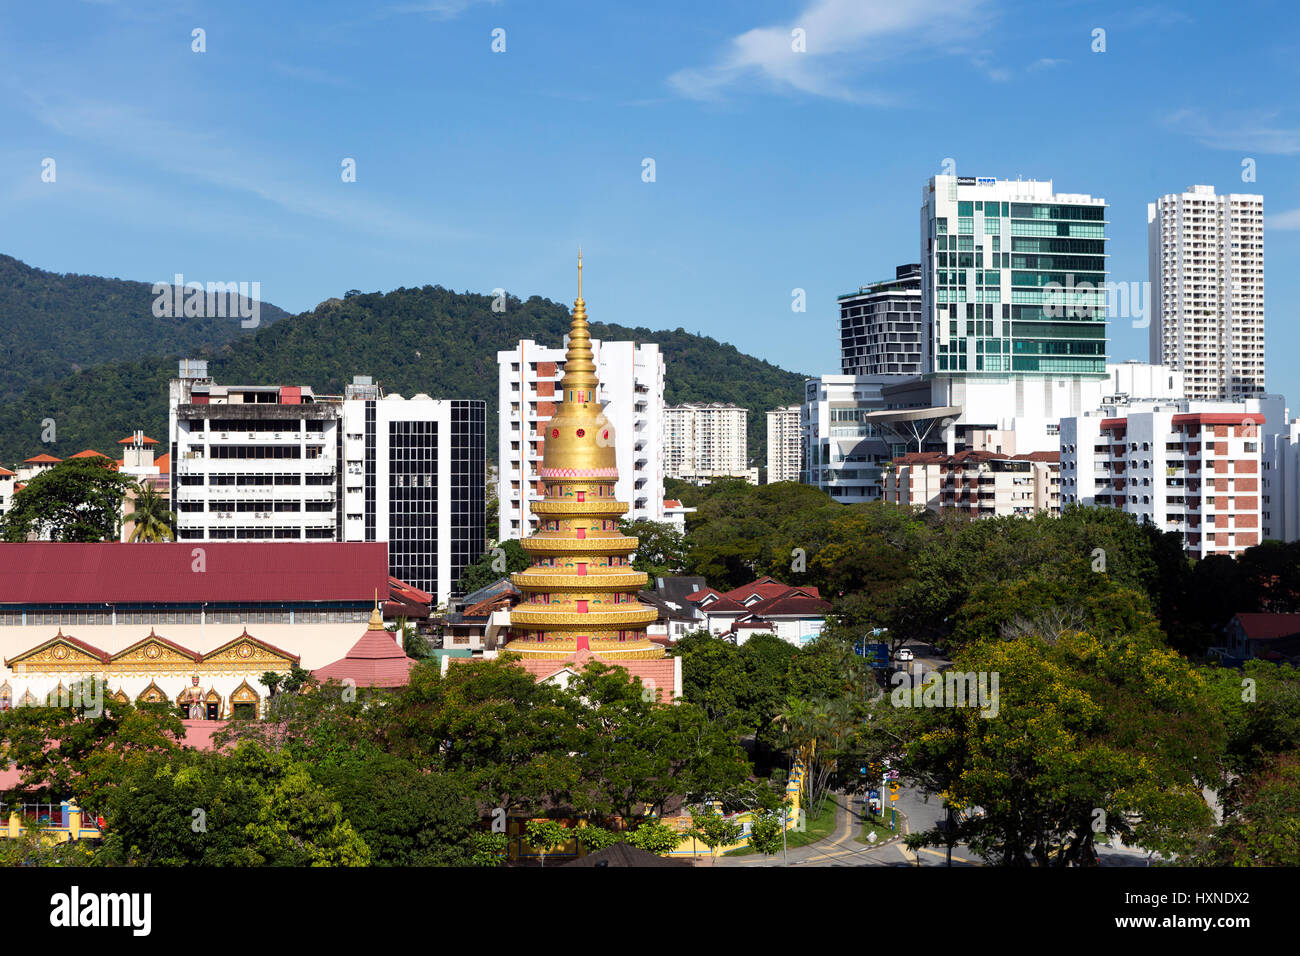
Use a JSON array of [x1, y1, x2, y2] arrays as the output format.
[[921, 175, 1108, 376]]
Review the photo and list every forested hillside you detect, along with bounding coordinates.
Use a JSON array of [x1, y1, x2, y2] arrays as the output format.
[[0, 254, 287, 404], [0, 283, 806, 467]]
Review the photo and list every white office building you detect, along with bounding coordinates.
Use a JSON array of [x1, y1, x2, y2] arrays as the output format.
[[766, 405, 803, 483], [1148, 185, 1265, 401], [497, 338, 664, 541], [170, 366, 484, 606], [665, 402, 751, 483]]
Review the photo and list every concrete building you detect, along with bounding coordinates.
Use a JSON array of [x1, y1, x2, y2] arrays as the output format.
[[169, 364, 484, 606], [1148, 185, 1265, 401], [665, 402, 750, 482], [918, 175, 1110, 454], [838, 264, 924, 376], [338, 379, 486, 606], [0, 541, 391, 715], [766, 405, 802, 483], [883, 450, 1060, 517], [1060, 398, 1277, 557], [497, 338, 664, 541]]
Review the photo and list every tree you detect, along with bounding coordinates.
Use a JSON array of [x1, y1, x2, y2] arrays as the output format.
[[577, 824, 622, 853], [0, 683, 184, 819], [123, 481, 176, 541], [456, 539, 530, 595], [523, 818, 570, 867], [311, 754, 480, 866], [624, 820, 682, 857], [1194, 751, 1300, 867], [899, 630, 1222, 866], [1, 457, 135, 542], [471, 831, 509, 867], [689, 806, 743, 864], [747, 809, 786, 858], [103, 743, 369, 866], [621, 518, 689, 578]]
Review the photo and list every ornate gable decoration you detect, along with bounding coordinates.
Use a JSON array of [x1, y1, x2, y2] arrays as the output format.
[[201, 629, 300, 670], [5, 629, 110, 674], [109, 630, 202, 671], [136, 681, 168, 705]]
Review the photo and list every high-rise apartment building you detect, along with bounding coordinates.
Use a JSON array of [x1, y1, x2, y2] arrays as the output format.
[[838, 264, 923, 375], [766, 405, 803, 483], [665, 402, 750, 482], [169, 366, 484, 606], [497, 338, 664, 541], [1060, 397, 1279, 558], [1148, 185, 1265, 401]]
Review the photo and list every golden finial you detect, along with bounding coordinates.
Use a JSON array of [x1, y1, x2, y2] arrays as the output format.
[[367, 589, 384, 630], [577, 247, 583, 299]]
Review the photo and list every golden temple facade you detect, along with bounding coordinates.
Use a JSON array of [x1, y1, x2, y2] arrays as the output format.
[[504, 256, 662, 660]]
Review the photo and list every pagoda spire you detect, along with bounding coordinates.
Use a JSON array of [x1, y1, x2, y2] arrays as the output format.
[[504, 255, 661, 661]]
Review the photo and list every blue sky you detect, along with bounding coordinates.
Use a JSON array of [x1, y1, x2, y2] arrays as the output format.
[[3, 0, 1299, 401]]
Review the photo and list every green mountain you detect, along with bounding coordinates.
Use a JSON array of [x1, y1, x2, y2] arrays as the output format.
[[0, 283, 807, 470], [0, 254, 288, 405]]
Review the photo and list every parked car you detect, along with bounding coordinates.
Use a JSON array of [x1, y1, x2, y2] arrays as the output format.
[[895, 647, 914, 662]]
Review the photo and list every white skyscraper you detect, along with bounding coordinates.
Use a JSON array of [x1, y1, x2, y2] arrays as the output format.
[[497, 338, 665, 541], [1148, 185, 1265, 401], [766, 405, 803, 483]]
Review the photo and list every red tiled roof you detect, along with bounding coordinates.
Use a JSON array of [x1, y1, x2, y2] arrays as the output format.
[[0, 542, 389, 605], [313, 624, 416, 688], [664, 499, 683, 508], [389, 576, 433, 605], [118, 435, 160, 445], [154, 453, 171, 471], [23, 454, 61, 464], [723, 577, 821, 605], [1012, 451, 1060, 463], [740, 593, 831, 618], [68, 449, 109, 459], [1233, 612, 1300, 641], [0, 467, 14, 477]]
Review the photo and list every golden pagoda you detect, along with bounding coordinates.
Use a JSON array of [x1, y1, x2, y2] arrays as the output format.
[[504, 254, 662, 661]]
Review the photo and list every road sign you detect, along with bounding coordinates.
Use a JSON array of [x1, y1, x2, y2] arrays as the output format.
[[868, 790, 879, 800], [860, 642, 890, 669], [889, 782, 899, 802], [887, 770, 899, 781]]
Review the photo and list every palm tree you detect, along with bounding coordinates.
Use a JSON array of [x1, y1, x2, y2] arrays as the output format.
[[124, 482, 176, 542]]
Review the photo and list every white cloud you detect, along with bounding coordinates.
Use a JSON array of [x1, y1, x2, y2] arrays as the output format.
[[1027, 57, 1066, 71], [668, 0, 990, 102], [1166, 108, 1300, 155], [1267, 208, 1300, 230], [16, 90, 466, 242]]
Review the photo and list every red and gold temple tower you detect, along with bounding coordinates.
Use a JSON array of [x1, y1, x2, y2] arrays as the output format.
[[504, 255, 662, 661]]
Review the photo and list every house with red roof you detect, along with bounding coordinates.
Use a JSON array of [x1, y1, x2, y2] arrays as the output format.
[[14, 454, 61, 484], [1225, 613, 1300, 663], [682, 577, 831, 647]]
